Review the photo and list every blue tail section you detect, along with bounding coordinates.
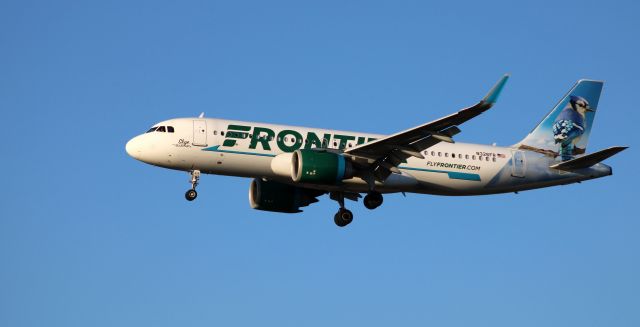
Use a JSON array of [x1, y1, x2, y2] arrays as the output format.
[[518, 79, 603, 160]]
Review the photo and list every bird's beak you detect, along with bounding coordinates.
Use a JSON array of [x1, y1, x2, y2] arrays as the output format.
[[586, 106, 595, 112]]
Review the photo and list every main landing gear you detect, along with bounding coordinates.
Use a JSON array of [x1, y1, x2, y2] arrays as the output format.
[[362, 173, 384, 210], [329, 191, 384, 227], [185, 170, 200, 201], [363, 191, 383, 210], [330, 192, 353, 227], [335, 209, 354, 227]]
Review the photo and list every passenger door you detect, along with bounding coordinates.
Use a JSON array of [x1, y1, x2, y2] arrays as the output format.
[[193, 120, 207, 146], [511, 150, 526, 177]]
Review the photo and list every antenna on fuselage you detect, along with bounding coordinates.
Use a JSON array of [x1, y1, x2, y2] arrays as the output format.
[[198, 112, 205, 118]]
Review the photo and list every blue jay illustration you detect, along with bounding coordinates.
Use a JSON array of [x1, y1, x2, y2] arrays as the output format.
[[552, 95, 593, 160]]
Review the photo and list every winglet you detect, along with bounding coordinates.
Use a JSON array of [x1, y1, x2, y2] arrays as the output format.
[[482, 74, 510, 105]]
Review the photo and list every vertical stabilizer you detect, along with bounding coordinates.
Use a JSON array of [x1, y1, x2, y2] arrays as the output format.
[[518, 79, 603, 160]]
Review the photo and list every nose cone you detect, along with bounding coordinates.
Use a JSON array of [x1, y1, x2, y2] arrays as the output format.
[[125, 136, 143, 160]]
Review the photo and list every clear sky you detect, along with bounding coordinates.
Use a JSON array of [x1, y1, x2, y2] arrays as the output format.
[[1, 1, 639, 326]]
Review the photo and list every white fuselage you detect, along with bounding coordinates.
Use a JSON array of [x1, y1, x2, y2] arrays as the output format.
[[125, 117, 612, 196]]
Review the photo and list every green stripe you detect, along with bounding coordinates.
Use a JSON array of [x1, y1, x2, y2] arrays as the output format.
[[202, 146, 480, 181], [227, 125, 251, 131], [399, 166, 481, 181], [202, 145, 276, 157]]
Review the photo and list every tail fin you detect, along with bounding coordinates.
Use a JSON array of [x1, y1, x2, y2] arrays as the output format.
[[518, 79, 604, 160]]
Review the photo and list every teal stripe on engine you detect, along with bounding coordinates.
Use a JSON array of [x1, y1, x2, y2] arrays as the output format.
[[336, 155, 345, 182]]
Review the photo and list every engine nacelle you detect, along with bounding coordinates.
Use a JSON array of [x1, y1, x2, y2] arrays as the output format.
[[291, 149, 353, 184], [270, 152, 294, 178], [248, 178, 319, 213]]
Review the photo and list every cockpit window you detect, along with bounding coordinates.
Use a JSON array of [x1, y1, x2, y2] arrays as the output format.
[[146, 127, 158, 133], [156, 126, 166, 132], [167, 126, 175, 133]]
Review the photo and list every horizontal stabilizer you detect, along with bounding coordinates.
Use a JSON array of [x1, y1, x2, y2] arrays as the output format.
[[550, 146, 628, 171]]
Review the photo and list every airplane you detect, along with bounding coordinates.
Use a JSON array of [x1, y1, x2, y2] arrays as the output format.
[[125, 75, 627, 227]]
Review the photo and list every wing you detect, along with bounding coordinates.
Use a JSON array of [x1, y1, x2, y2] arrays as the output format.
[[344, 74, 510, 181]]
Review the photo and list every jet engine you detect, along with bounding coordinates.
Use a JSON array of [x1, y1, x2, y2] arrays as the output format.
[[249, 178, 321, 213], [291, 149, 354, 184]]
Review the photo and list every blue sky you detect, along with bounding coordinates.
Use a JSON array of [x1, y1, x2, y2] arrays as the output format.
[[1, 1, 639, 326]]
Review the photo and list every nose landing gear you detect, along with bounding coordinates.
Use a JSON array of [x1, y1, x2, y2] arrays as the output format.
[[185, 170, 200, 201], [185, 189, 198, 201]]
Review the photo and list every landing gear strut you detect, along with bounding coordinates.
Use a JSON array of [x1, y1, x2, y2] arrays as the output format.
[[185, 170, 200, 201], [363, 191, 383, 210], [330, 192, 353, 227]]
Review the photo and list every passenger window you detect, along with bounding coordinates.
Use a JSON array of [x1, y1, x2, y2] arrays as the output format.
[[167, 126, 174, 133], [213, 131, 217, 135], [492, 157, 496, 162], [465, 155, 469, 159], [438, 152, 442, 157], [431, 151, 435, 156], [334, 142, 337, 147], [445, 153, 449, 157], [472, 155, 476, 160], [451, 153, 455, 158], [157, 126, 166, 132], [221, 131, 224, 136]]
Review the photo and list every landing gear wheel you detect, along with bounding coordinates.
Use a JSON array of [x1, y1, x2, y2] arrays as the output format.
[[334, 209, 354, 227], [185, 170, 201, 201], [185, 189, 198, 201], [363, 191, 383, 210]]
